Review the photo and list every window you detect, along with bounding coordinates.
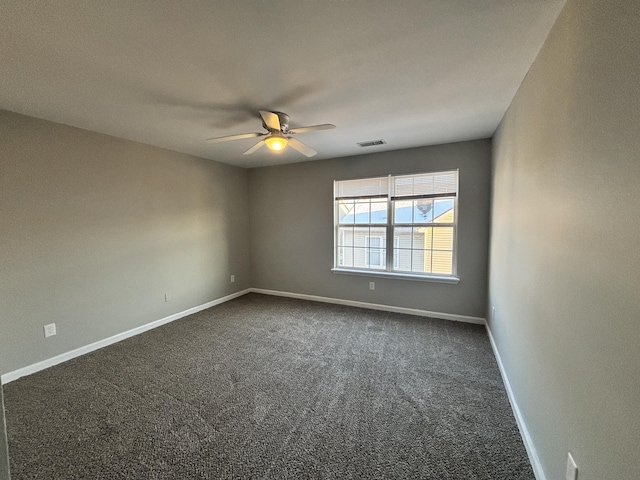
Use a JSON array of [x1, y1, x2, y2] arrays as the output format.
[[334, 170, 458, 279]]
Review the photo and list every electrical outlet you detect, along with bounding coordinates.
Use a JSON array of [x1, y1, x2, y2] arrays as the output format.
[[491, 306, 496, 321], [164, 292, 171, 302], [230, 275, 235, 283], [369, 281, 375, 290], [566, 452, 578, 480], [44, 323, 56, 338]]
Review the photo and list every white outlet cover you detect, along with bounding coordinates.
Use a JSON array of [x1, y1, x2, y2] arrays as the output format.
[[566, 452, 578, 480], [369, 282, 375, 290], [230, 275, 235, 283], [44, 323, 56, 337]]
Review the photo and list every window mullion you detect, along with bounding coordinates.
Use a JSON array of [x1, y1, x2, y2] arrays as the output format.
[[386, 197, 394, 272], [336, 201, 341, 267]]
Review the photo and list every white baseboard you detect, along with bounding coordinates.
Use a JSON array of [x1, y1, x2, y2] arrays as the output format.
[[250, 288, 485, 325], [1, 289, 251, 384], [485, 323, 546, 480]]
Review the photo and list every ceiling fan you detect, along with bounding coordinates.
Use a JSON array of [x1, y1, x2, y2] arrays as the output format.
[[206, 110, 335, 157]]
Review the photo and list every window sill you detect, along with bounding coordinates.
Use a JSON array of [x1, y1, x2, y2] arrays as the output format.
[[331, 268, 460, 284]]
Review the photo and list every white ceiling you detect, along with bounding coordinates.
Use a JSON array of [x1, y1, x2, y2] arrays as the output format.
[[0, 0, 566, 168]]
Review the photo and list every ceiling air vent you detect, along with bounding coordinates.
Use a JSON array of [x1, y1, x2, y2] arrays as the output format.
[[357, 139, 386, 148]]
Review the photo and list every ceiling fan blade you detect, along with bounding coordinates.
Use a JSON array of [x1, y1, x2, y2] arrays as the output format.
[[259, 110, 281, 131], [243, 140, 265, 155], [287, 124, 336, 134], [287, 138, 317, 157], [206, 132, 264, 144]]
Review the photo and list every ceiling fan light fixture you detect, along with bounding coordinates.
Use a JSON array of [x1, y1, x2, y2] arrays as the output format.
[[265, 134, 288, 151], [206, 110, 334, 157]]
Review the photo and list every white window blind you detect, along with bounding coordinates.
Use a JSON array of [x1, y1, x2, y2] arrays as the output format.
[[334, 176, 388, 199], [392, 171, 457, 199]]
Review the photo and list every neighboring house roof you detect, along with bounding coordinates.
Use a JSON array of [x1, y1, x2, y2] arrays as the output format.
[[340, 199, 454, 224]]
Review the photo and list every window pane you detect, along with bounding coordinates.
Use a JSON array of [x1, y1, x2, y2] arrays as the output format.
[[422, 250, 432, 273], [366, 231, 386, 268], [338, 227, 354, 246], [370, 201, 387, 224], [395, 229, 413, 270], [369, 226, 386, 241], [394, 200, 413, 223], [394, 227, 412, 249], [339, 246, 353, 267], [394, 249, 412, 271], [354, 199, 370, 223], [432, 251, 453, 274], [432, 226, 454, 250], [338, 200, 355, 224], [412, 227, 426, 250], [412, 249, 427, 273], [414, 199, 434, 223], [354, 229, 367, 247], [369, 248, 380, 265], [434, 198, 455, 223], [353, 247, 367, 268], [368, 248, 386, 269]]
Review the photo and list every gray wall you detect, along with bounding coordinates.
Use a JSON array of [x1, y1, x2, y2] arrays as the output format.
[[488, 1, 640, 479], [0, 110, 251, 376], [249, 140, 491, 318]]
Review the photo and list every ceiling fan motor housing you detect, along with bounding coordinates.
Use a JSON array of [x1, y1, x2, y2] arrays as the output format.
[[263, 111, 290, 132]]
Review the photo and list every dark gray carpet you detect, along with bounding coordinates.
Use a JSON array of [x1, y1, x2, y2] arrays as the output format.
[[4, 293, 533, 479]]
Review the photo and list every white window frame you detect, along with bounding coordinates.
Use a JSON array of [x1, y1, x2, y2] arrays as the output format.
[[332, 170, 459, 284]]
